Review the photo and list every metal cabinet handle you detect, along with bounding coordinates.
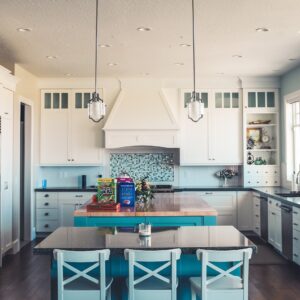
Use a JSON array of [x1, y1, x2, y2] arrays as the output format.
[[272, 212, 276, 215], [44, 224, 49, 228], [293, 211, 298, 215], [255, 227, 259, 229], [255, 204, 259, 207], [44, 202, 49, 206], [294, 237, 298, 241], [44, 213, 49, 216], [75, 195, 83, 198], [294, 223, 299, 226], [294, 254, 299, 257], [44, 194, 49, 198], [255, 214, 259, 217], [71, 159, 75, 162]]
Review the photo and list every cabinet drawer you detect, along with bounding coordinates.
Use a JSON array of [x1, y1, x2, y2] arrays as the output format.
[[36, 192, 58, 201], [293, 230, 300, 264], [58, 192, 94, 201], [36, 198, 58, 209], [36, 220, 58, 232], [36, 208, 58, 220], [293, 207, 300, 224], [253, 212, 260, 222], [254, 225, 261, 236], [293, 220, 300, 231]]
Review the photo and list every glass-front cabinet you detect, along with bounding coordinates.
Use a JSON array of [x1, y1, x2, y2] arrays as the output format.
[[243, 89, 280, 186]]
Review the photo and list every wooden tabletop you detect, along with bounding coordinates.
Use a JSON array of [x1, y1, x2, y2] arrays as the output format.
[[74, 192, 218, 217]]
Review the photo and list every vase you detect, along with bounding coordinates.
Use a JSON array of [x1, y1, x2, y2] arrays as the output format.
[[136, 195, 151, 210], [223, 177, 228, 187]]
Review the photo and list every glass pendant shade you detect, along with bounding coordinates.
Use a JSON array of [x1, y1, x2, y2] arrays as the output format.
[[188, 93, 204, 122], [88, 92, 106, 122]]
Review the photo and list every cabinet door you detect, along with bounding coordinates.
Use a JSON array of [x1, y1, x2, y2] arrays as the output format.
[[268, 207, 275, 246], [210, 92, 242, 164], [180, 91, 210, 165], [70, 91, 103, 164], [58, 200, 84, 227], [237, 192, 253, 230], [40, 91, 70, 164], [0, 87, 13, 118], [199, 192, 237, 226], [274, 210, 282, 252], [0, 116, 13, 253]]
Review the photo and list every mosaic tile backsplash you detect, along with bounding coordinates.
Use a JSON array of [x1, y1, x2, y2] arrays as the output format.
[[110, 153, 174, 182]]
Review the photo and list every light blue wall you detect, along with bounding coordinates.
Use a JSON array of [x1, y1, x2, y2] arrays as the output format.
[[36, 166, 103, 188], [280, 64, 300, 164]]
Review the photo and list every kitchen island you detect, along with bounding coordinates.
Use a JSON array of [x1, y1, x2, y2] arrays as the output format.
[[74, 192, 218, 227], [34, 226, 256, 300]]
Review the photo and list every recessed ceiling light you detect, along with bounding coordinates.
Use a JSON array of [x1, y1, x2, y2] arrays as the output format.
[[232, 55, 242, 58], [17, 28, 32, 32], [216, 72, 225, 75], [289, 58, 297, 61], [46, 55, 57, 59], [180, 43, 191, 47], [137, 27, 151, 32], [65, 73, 72, 76], [142, 72, 150, 76], [98, 44, 111, 48], [174, 63, 184, 66], [256, 27, 269, 32], [107, 63, 117, 66]]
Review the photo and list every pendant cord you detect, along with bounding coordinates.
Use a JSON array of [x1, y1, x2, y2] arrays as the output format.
[[94, 0, 99, 95], [192, 0, 196, 100]]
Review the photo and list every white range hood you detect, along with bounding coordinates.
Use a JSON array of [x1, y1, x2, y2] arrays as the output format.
[[103, 79, 179, 148]]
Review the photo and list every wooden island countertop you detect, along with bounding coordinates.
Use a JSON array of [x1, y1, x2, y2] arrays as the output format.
[[74, 193, 218, 217]]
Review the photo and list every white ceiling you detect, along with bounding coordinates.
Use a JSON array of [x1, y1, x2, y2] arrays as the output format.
[[1, 0, 300, 78]]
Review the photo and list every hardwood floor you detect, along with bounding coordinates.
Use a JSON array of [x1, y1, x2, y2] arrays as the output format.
[[0, 241, 300, 300]]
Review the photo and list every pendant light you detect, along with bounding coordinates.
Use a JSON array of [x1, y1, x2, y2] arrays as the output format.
[[187, 0, 204, 122], [88, 0, 106, 122]]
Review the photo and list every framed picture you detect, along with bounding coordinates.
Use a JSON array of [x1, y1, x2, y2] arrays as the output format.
[[247, 128, 262, 142]]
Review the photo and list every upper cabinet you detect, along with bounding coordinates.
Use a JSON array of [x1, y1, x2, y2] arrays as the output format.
[[180, 89, 242, 165], [243, 89, 280, 187], [40, 89, 104, 166]]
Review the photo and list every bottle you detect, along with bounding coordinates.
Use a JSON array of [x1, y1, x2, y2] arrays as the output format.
[[81, 175, 87, 189]]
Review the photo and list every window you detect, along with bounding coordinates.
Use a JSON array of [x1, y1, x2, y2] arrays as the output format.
[[286, 98, 300, 181], [292, 102, 300, 172]]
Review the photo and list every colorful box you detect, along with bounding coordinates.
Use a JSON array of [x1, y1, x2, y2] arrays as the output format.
[[97, 178, 117, 203], [118, 182, 135, 207]]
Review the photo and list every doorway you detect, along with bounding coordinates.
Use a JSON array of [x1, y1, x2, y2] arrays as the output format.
[[20, 102, 32, 246]]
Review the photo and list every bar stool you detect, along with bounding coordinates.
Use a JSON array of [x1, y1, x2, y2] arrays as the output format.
[[124, 248, 181, 300], [189, 248, 253, 300], [54, 249, 113, 300]]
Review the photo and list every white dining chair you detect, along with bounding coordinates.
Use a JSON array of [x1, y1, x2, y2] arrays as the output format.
[[54, 249, 113, 300], [124, 248, 181, 300], [189, 248, 253, 300]]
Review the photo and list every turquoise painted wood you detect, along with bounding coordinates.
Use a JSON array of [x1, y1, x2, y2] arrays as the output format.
[[54, 249, 112, 300], [190, 249, 253, 300], [51, 253, 239, 300], [124, 249, 181, 300], [74, 216, 216, 227]]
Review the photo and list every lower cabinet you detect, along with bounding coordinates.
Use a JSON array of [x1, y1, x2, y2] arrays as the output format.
[[36, 191, 94, 233], [252, 193, 261, 236], [293, 206, 300, 265], [268, 198, 282, 252], [197, 192, 237, 226], [237, 191, 253, 231]]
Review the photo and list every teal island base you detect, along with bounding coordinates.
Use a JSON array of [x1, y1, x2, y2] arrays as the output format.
[[74, 216, 217, 227]]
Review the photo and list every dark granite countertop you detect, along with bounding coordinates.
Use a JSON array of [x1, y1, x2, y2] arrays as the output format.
[[34, 226, 256, 255], [35, 187, 98, 192]]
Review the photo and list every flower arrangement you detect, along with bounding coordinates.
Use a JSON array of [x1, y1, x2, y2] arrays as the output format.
[[215, 169, 238, 187], [135, 176, 154, 204]]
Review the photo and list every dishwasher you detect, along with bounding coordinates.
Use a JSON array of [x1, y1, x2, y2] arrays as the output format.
[[281, 203, 293, 260], [260, 196, 268, 242]]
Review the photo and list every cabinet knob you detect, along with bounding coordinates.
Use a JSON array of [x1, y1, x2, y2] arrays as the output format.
[[294, 254, 299, 257], [205, 192, 213, 195], [255, 214, 259, 217], [71, 159, 74, 162], [75, 195, 83, 198], [294, 223, 299, 226], [255, 204, 259, 207], [44, 202, 49, 206], [294, 237, 298, 241], [293, 211, 298, 215], [44, 224, 49, 228], [44, 194, 49, 198], [44, 212, 49, 216], [272, 212, 276, 215]]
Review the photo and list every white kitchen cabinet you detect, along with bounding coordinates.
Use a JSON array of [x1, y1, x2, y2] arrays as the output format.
[[58, 192, 94, 227], [40, 89, 104, 166], [198, 191, 237, 226], [268, 198, 282, 252], [252, 193, 261, 236], [36, 191, 95, 232], [0, 82, 15, 266], [180, 90, 242, 165], [237, 191, 253, 231], [293, 206, 300, 265]]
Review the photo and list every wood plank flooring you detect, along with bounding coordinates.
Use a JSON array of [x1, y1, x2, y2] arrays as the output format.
[[0, 241, 300, 300]]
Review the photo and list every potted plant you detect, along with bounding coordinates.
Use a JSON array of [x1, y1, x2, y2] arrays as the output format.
[[215, 168, 238, 187], [135, 176, 154, 209]]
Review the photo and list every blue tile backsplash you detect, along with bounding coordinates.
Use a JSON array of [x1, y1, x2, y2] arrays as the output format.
[[110, 153, 174, 182]]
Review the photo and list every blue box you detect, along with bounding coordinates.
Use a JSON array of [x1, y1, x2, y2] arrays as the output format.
[[118, 182, 135, 207]]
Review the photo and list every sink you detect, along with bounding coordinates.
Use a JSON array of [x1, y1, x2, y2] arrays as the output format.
[[276, 192, 300, 197]]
